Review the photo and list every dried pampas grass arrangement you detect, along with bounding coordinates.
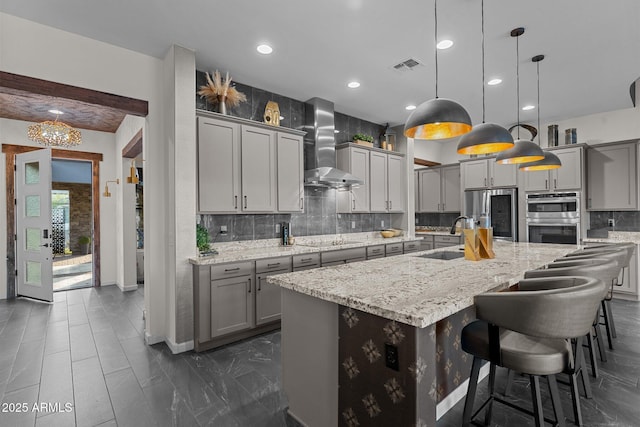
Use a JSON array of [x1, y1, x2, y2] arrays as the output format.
[[198, 70, 247, 107]]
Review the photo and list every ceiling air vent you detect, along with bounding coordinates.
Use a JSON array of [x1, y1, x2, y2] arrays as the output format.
[[392, 58, 423, 72]]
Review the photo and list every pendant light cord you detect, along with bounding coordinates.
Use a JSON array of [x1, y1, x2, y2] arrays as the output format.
[[481, 0, 485, 123], [434, 0, 439, 99], [516, 31, 520, 139], [536, 59, 541, 145]]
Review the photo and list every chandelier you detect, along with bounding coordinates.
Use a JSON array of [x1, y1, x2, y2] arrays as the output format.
[[27, 118, 82, 147]]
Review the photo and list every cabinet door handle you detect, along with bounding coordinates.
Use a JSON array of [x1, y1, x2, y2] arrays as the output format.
[[491, 177, 494, 186], [588, 198, 592, 209], [258, 278, 261, 292], [224, 267, 240, 273], [442, 203, 445, 211], [484, 178, 487, 187], [545, 179, 548, 190], [244, 195, 247, 209], [300, 257, 312, 262], [353, 199, 356, 210], [234, 195, 238, 209], [389, 200, 392, 210], [267, 263, 280, 268], [437, 203, 440, 211], [300, 198, 304, 210], [554, 178, 557, 189], [248, 278, 252, 293]]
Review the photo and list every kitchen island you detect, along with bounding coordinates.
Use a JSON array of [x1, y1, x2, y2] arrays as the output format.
[[267, 241, 582, 427]]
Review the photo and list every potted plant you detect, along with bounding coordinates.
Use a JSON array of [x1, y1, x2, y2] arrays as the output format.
[[196, 224, 216, 256], [352, 133, 374, 147], [78, 235, 91, 254]]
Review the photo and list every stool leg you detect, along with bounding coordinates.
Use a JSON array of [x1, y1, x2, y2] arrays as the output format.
[[575, 336, 592, 399], [530, 375, 545, 427], [504, 368, 515, 396], [593, 315, 607, 362], [484, 363, 497, 426], [585, 330, 599, 378], [605, 299, 617, 339], [601, 300, 615, 350], [569, 373, 583, 426], [548, 375, 566, 427], [463, 357, 482, 427]]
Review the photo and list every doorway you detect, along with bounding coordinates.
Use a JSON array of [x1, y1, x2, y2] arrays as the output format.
[[51, 159, 94, 291]]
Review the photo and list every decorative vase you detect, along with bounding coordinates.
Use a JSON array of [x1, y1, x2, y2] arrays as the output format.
[[548, 124, 559, 147], [217, 95, 227, 115]]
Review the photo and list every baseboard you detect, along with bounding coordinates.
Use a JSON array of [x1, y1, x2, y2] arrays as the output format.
[[100, 281, 116, 286], [166, 337, 194, 354], [117, 283, 139, 292], [436, 362, 491, 420], [144, 332, 165, 346], [613, 292, 639, 301]]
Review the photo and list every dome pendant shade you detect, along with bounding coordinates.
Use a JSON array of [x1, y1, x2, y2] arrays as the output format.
[[495, 139, 545, 164], [456, 123, 514, 155], [404, 98, 472, 140], [519, 151, 562, 171]]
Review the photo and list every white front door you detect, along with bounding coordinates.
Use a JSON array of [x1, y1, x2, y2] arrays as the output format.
[[16, 149, 53, 302]]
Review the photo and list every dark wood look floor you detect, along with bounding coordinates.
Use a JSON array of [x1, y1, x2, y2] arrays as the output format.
[[0, 284, 638, 426]]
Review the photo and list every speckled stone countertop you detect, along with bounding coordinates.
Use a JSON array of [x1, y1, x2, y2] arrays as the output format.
[[189, 232, 421, 265], [583, 231, 640, 244], [267, 241, 582, 328], [415, 226, 462, 237]]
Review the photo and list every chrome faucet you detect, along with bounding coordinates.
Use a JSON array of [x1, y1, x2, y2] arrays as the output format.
[[450, 216, 469, 235]]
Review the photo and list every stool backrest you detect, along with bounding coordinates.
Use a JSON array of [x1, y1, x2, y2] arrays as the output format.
[[474, 277, 604, 339], [525, 257, 618, 296]]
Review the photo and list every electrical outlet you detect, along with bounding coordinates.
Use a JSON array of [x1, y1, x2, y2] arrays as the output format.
[[608, 219, 615, 227], [275, 223, 281, 233], [381, 220, 385, 228], [351, 221, 356, 229], [385, 343, 399, 371], [220, 225, 227, 234], [415, 217, 419, 225]]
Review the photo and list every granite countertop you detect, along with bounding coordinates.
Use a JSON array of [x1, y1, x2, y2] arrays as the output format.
[[189, 233, 422, 265], [583, 231, 640, 245], [415, 226, 462, 237], [267, 241, 582, 328]]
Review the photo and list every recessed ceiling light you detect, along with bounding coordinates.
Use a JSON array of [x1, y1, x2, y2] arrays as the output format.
[[347, 81, 360, 89], [406, 105, 417, 111], [436, 39, 454, 49], [257, 44, 273, 54], [334, 130, 340, 134], [48, 109, 64, 115], [522, 105, 535, 111], [487, 78, 502, 86]]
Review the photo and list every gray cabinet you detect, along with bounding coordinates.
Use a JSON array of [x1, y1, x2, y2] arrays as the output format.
[[197, 117, 240, 213], [419, 235, 434, 251], [209, 261, 255, 339], [367, 245, 386, 259], [256, 257, 292, 326], [337, 146, 370, 212], [293, 253, 320, 271], [587, 142, 638, 210], [197, 114, 304, 213], [370, 151, 405, 213], [241, 126, 276, 212], [403, 241, 421, 253], [434, 235, 462, 249], [276, 133, 304, 212], [385, 242, 403, 257], [321, 247, 367, 266], [462, 158, 517, 190], [417, 165, 460, 213], [524, 146, 583, 192]]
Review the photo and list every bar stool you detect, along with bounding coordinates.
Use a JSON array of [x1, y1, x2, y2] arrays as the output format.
[[561, 245, 632, 351], [462, 277, 605, 427]]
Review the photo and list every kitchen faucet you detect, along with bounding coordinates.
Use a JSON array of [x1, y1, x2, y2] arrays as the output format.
[[450, 216, 469, 235]]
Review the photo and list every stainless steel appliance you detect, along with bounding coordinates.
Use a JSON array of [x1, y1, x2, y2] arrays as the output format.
[[463, 188, 518, 241], [526, 192, 580, 244]]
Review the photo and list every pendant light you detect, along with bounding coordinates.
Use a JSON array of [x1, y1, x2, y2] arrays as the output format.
[[519, 55, 562, 171], [457, 0, 514, 155], [495, 28, 545, 164], [404, 0, 472, 140]]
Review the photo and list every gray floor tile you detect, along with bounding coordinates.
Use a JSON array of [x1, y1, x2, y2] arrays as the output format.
[[120, 336, 167, 388], [72, 357, 114, 427], [104, 368, 156, 427], [44, 320, 70, 355], [141, 374, 200, 427], [93, 328, 130, 375], [6, 338, 45, 393], [0, 384, 39, 427], [37, 350, 73, 418], [67, 302, 88, 326], [69, 323, 97, 362], [35, 409, 76, 427]]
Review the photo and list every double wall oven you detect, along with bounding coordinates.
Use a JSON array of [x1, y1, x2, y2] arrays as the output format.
[[526, 192, 580, 244]]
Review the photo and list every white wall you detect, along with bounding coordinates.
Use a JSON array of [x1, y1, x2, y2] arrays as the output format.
[[0, 118, 117, 298], [413, 137, 463, 168], [0, 12, 168, 343]]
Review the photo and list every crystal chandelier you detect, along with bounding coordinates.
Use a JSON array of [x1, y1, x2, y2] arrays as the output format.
[[27, 118, 82, 147]]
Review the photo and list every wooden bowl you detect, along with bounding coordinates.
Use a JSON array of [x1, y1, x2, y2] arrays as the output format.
[[380, 230, 394, 238], [391, 228, 402, 236]]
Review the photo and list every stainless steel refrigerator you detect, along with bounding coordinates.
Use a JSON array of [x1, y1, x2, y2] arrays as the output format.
[[463, 188, 518, 241]]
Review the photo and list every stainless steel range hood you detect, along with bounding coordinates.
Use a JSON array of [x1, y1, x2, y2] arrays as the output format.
[[303, 98, 364, 188]]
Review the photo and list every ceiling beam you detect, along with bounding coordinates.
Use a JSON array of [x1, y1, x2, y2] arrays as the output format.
[[0, 71, 148, 117]]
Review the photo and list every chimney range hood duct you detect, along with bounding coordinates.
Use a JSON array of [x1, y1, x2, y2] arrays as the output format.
[[303, 97, 364, 189]]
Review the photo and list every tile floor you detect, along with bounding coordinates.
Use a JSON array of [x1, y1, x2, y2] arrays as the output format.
[[0, 284, 638, 427]]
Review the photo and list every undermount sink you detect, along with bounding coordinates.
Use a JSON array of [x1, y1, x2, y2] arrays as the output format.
[[418, 250, 465, 261]]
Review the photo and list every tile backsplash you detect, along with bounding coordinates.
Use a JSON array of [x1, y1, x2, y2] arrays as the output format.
[[589, 211, 640, 231], [199, 187, 395, 243], [415, 212, 462, 228]]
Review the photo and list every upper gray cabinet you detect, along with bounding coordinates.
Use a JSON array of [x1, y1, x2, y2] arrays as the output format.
[[370, 151, 405, 213], [587, 141, 638, 210], [523, 146, 583, 192], [416, 164, 460, 213], [197, 114, 305, 213], [336, 146, 370, 213], [461, 158, 517, 190]]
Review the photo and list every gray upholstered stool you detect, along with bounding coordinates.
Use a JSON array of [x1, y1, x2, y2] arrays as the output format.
[[462, 277, 605, 427]]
